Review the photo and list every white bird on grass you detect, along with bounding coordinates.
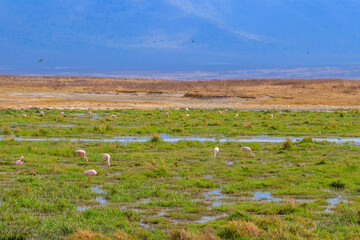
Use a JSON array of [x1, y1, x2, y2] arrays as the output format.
[[214, 147, 219, 158]]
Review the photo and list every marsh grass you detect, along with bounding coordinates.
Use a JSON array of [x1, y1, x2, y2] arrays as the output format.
[[1, 110, 360, 239], [2, 109, 360, 138]]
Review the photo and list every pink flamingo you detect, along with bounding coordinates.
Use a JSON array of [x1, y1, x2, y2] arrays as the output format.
[[102, 153, 110, 167], [110, 115, 117, 119], [22, 114, 27, 118], [214, 147, 219, 158], [15, 156, 24, 171], [270, 114, 273, 118], [219, 111, 222, 114], [40, 111, 45, 116], [83, 170, 97, 183], [186, 114, 190, 117], [75, 150, 88, 162], [242, 147, 255, 157], [235, 114, 239, 118], [60, 112, 64, 116]]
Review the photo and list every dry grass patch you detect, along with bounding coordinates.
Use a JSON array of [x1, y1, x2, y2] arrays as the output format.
[[65, 230, 111, 240]]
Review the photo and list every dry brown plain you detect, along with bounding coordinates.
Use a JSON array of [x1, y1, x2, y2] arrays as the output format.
[[0, 75, 359, 110]]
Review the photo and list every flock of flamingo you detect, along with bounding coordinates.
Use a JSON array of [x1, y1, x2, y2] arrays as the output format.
[[15, 146, 254, 183], [15, 109, 260, 183]]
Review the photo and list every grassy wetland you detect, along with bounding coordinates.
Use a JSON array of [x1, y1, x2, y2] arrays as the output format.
[[1, 109, 360, 239]]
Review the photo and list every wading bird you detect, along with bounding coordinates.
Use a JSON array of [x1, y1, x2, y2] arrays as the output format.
[[75, 150, 88, 162], [102, 153, 110, 167], [214, 147, 219, 158], [60, 112, 64, 116], [22, 114, 27, 118], [15, 156, 24, 171], [40, 111, 45, 116], [186, 114, 190, 117], [242, 147, 255, 157], [235, 114, 239, 118], [83, 169, 97, 183]]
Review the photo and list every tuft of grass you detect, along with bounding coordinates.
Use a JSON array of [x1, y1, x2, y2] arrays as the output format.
[[65, 230, 111, 240], [282, 137, 292, 149], [300, 136, 313, 143], [221, 220, 263, 239], [151, 133, 161, 143], [330, 120, 338, 128], [2, 126, 12, 135], [330, 180, 345, 189]]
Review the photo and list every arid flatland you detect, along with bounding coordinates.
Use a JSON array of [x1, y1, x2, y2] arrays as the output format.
[[0, 75, 359, 109]]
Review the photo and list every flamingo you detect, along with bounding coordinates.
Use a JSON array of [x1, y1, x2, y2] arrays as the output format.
[[270, 114, 273, 118], [88, 111, 92, 115], [164, 112, 169, 117], [219, 111, 222, 114], [15, 156, 24, 172], [186, 108, 189, 111], [214, 147, 219, 158], [75, 150, 88, 162], [224, 109, 228, 112], [242, 147, 255, 157], [22, 114, 27, 118], [235, 114, 239, 118], [186, 114, 190, 117], [60, 112, 64, 116], [83, 170, 97, 183], [40, 111, 45, 116], [102, 153, 110, 167], [110, 115, 117, 119]]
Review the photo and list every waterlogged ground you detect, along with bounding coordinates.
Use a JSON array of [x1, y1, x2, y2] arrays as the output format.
[[1, 108, 360, 138], [1, 110, 360, 239]]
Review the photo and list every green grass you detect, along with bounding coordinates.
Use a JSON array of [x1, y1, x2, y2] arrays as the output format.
[[1, 108, 360, 138], [1, 110, 360, 239]]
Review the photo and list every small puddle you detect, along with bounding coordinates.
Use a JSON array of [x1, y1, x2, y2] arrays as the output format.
[[95, 197, 107, 205], [195, 213, 228, 224], [324, 195, 347, 213], [91, 186, 103, 194], [204, 189, 230, 207], [203, 175, 213, 179], [39, 124, 75, 127], [252, 192, 282, 202], [77, 206, 90, 212], [91, 113, 102, 120], [91, 186, 107, 205]]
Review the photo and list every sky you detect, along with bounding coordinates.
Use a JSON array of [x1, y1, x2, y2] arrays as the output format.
[[0, 0, 360, 80]]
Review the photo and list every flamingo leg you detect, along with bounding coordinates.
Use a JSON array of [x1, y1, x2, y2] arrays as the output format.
[[88, 177, 91, 183]]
